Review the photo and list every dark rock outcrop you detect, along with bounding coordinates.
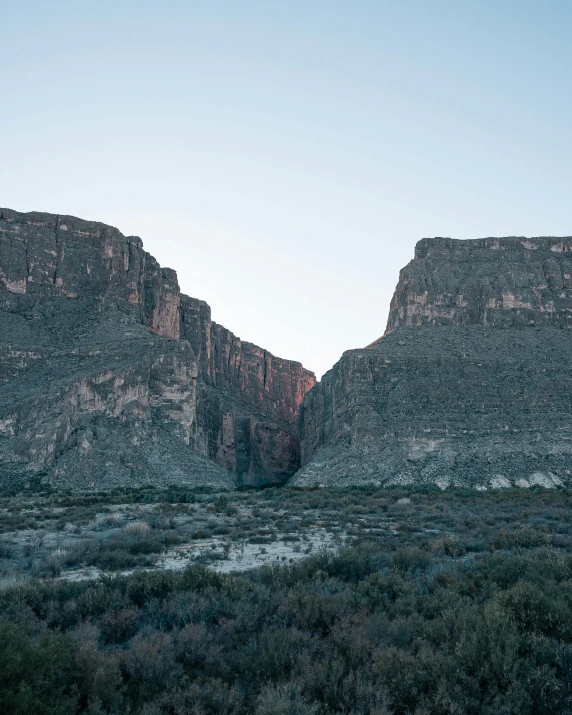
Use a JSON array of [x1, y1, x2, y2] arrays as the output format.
[[294, 236, 572, 489], [0, 208, 315, 489]]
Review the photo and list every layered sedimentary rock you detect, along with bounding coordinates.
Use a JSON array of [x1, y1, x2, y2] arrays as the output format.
[[387, 236, 572, 331], [181, 297, 315, 486], [0, 208, 183, 337], [294, 236, 572, 489], [0, 208, 314, 489]]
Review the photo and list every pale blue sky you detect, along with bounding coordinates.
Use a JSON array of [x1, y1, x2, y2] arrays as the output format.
[[2, 1, 571, 377]]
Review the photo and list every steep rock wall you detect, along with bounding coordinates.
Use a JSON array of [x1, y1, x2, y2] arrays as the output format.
[[386, 236, 572, 332], [0, 293, 231, 490], [0, 207, 182, 337], [294, 236, 572, 489], [181, 296, 315, 486], [0, 208, 315, 489]]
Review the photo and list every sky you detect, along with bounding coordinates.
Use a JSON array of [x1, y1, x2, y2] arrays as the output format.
[[2, 1, 572, 378]]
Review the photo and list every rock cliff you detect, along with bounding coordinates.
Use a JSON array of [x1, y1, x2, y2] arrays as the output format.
[[294, 236, 572, 489], [0, 208, 315, 489], [181, 297, 315, 486], [387, 236, 572, 332]]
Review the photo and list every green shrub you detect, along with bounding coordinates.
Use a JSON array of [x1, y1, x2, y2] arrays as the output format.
[[0, 611, 78, 715]]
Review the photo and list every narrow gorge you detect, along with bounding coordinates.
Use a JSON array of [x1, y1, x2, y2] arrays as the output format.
[[3, 210, 572, 492]]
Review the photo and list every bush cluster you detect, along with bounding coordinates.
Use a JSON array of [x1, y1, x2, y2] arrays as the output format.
[[2, 540, 572, 714]]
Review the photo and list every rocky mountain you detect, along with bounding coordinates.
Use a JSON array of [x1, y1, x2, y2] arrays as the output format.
[[0, 208, 315, 490], [293, 236, 572, 489]]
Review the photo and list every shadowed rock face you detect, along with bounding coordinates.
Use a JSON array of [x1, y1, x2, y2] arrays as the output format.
[[0, 208, 315, 489], [294, 236, 572, 489], [181, 297, 316, 486]]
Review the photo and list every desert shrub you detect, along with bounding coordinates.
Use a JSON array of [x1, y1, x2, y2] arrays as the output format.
[[492, 526, 548, 550], [64, 525, 183, 571], [390, 546, 432, 573], [0, 540, 13, 558], [255, 683, 318, 715], [0, 609, 78, 715], [99, 607, 140, 643], [4, 486, 572, 713], [248, 535, 273, 544], [73, 634, 123, 711], [191, 527, 213, 539], [120, 629, 180, 705]]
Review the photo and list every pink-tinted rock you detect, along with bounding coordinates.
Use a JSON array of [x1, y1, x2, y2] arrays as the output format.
[[181, 296, 315, 485]]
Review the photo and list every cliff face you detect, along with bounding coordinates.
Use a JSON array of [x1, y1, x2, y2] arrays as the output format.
[[0, 208, 182, 337], [181, 297, 315, 486], [0, 208, 314, 489], [386, 236, 572, 332], [294, 236, 572, 489]]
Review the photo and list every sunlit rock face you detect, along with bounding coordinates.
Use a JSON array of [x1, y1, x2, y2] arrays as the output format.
[[0, 209, 315, 489], [294, 236, 572, 489]]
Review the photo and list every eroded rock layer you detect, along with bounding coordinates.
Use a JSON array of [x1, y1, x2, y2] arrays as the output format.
[[294, 236, 572, 489], [0, 209, 315, 489]]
